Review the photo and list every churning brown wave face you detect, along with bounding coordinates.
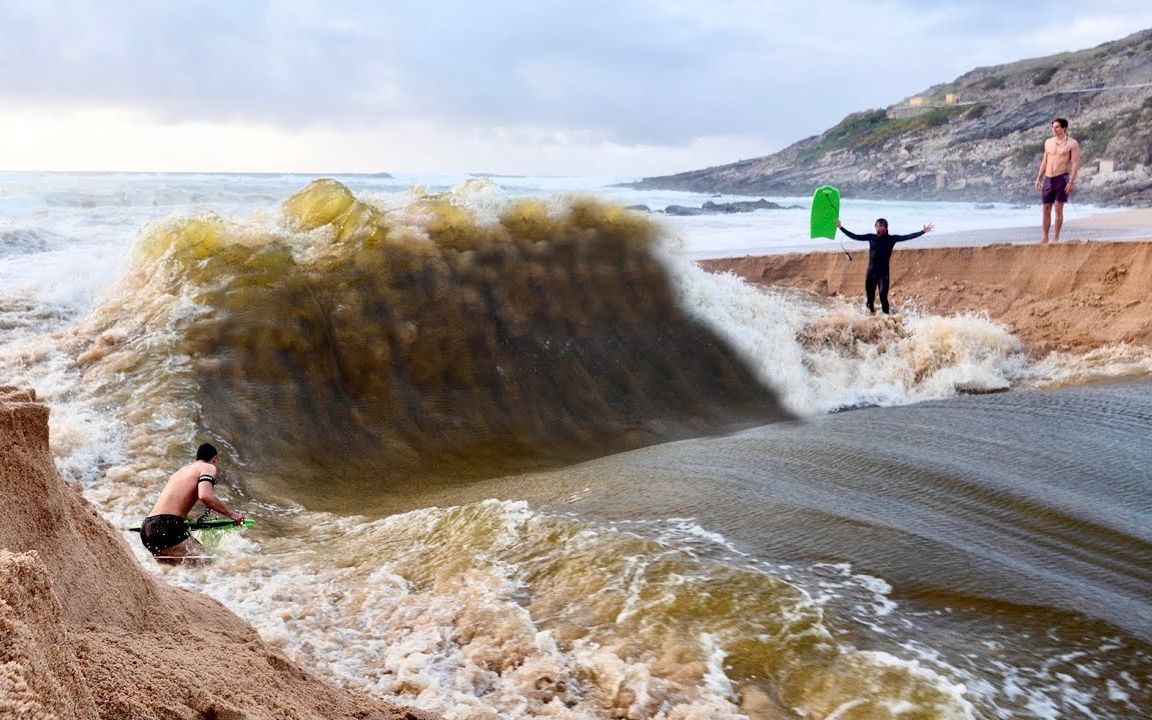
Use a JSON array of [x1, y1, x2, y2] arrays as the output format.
[[73, 179, 789, 506]]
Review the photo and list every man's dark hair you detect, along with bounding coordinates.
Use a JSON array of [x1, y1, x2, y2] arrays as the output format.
[[1054, 117, 1069, 129], [196, 443, 218, 462], [875, 218, 889, 228]]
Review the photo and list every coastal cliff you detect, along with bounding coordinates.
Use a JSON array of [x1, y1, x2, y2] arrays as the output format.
[[0, 386, 439, 720], [636, 28, 1152, 205]]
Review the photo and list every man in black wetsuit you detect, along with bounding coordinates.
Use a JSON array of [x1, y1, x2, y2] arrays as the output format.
[[836, 218, 933, 314]]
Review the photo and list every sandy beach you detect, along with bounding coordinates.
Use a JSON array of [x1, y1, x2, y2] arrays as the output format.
[[1068, 208, 1152, 230], [700, 210, 1152, 355], [917, 208, 1152, 248]]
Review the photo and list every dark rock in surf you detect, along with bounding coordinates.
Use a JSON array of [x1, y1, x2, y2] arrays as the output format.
[[664, 199, 789, 215]]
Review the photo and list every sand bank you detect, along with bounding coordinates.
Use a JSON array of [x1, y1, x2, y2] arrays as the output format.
[[897, 207, 1152, 249], [700, 240, 1152, 355], [0, 387, 439, 720]]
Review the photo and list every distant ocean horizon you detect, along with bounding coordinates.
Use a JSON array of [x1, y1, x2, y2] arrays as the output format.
[[0, 168, 1123, 260], [2, 170, 1149, 720]]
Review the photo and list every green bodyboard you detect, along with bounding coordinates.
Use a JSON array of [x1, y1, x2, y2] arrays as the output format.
[[810, 185, 840, 239], [127, 518, 254, 532]]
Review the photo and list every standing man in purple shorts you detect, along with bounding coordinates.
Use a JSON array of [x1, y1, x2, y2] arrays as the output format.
[[1034, 118, 1080, 243]]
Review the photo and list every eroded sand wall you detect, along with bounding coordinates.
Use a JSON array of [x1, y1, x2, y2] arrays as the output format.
[[701, 241, 1152, 353], [0, 388, 439, 720]]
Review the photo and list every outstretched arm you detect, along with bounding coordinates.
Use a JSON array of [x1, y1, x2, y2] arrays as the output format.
[[836, 219, 868, 241], [893, 224, 934, 242]]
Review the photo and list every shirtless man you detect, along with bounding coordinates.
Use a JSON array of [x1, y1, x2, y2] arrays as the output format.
[[139, 443, 245, 562], [1034, 118, 1080, 243]]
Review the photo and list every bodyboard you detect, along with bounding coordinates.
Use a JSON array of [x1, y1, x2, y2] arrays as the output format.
[[810, 185, 841, 239], [127, 518, 254, 532]]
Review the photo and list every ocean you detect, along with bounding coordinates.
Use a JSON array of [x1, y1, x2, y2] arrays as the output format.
[[1, 171, 1149, 720]]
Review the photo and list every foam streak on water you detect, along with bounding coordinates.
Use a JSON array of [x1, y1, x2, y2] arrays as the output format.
[[154, 501, 977, 720]]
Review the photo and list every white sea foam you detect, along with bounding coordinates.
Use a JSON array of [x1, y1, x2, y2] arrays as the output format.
[[1021, 344, 1152, 386], [657, 249, 1037, 414], [149, 500, 985, 720]]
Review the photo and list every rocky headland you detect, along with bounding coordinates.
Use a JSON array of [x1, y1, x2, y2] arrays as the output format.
[[635, 28, 1152, 206]]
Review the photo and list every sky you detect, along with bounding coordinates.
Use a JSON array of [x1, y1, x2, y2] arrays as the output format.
[[0, 1, 1150, 177]]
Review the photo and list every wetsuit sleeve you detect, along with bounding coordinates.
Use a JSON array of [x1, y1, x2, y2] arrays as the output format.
[[892, 231, 926, 243], [838, 226, 869, 241]]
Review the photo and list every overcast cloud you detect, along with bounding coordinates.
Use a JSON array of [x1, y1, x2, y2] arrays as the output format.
[[0, 1, 1149, 174]]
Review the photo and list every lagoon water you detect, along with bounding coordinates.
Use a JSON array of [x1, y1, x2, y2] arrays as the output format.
[[1, 171, 1149, 719]]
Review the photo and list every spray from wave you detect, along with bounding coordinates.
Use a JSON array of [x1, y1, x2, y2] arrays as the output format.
[[70, 179, 790, 506]]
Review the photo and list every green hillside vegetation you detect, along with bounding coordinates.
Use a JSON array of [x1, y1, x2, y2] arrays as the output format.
[[798, 105, 968, 163]]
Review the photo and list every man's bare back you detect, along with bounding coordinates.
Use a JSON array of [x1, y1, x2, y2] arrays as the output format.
[[149, 459, 220, 517], [139, 444, 244, 562]]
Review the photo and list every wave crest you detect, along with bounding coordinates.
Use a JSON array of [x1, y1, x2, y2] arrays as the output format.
[[74, 180, 788, 502]]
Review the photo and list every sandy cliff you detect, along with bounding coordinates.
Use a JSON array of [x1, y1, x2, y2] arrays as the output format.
[[700, 240, 1152, 355], [0, 386, 439, 720]]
